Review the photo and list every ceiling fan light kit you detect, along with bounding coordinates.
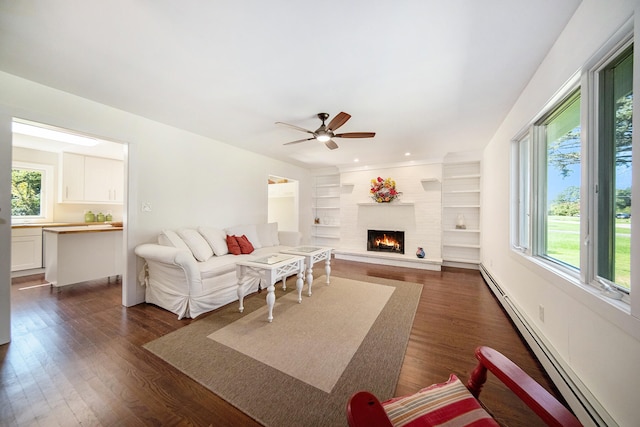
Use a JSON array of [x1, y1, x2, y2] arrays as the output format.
[[277, 112, 375, 150]]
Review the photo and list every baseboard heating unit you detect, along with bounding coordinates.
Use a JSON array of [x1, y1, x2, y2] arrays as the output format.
[[479, 264, 616, 427]]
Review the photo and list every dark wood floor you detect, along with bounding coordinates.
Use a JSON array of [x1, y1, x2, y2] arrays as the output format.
[[2, 260, 564, 426]]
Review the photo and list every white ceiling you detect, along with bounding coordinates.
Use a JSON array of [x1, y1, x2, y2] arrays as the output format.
[[0, 1, 582, 169]]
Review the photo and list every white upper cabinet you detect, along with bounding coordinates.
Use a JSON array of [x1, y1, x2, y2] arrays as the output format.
[[59, 152, 124, 204]]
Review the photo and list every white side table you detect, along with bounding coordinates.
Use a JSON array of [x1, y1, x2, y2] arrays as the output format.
[[235, 254, 305, 323], [280, 246, 332, 296]]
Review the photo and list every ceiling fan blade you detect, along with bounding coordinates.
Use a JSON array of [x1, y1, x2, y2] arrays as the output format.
[[325, 139, 339, 150], [326, 112, 351, 131], [283, 137, 315, 145], [334, 132, 376, 138], [275, 121, 315, 135]]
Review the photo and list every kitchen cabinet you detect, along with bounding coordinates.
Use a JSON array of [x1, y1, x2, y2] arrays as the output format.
[[11, 227, 43, 271], [59, 152, 123, 203], [43, 226, 123, 287]]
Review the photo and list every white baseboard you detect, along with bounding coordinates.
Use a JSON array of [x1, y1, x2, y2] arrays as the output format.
[[479, 264, 616, 427]]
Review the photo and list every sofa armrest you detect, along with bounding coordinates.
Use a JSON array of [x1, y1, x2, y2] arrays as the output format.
[[134, 244, 202, 287], [278, 230, 301, 247]]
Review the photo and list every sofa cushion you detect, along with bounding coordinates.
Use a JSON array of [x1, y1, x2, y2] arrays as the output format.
[[226, 224, 262, 249], [197, 253, 244, 279], [177, 228, 214, 262], [270, 223, 280, 245], [226, 235, 241, 255], [160, 230, 191, 252], [256, 222, 280, 247], [236, 235, 254, 254], [198, 226, 229, 256]]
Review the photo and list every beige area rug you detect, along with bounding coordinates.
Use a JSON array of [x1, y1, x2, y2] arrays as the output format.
[[143, 274, 422, 427]]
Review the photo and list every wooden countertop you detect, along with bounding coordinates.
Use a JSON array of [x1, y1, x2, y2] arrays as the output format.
[[13, 221, 122, 229], [43, 226, 124, 234]]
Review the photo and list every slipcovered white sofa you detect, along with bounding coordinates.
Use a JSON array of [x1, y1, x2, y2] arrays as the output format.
[[134, 222, 301, 319]]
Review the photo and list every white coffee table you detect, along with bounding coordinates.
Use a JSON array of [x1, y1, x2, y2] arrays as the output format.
[[235, 254, 305, 323], [280, 246, 332, 296]]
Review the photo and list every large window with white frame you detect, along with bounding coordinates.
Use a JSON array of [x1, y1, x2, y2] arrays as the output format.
[[512, 37, 633, 299], [11, 161, 54, 223]]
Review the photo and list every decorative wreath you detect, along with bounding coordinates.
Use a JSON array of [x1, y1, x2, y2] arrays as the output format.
[[370, 176, 400, 203]]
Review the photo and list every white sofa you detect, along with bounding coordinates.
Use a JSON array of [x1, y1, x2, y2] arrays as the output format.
[[134, 222, 301, 319]]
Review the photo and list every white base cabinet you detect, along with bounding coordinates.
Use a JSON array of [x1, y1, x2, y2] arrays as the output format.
[[44, 228, 123, 287], [11, 227, 43, 271]]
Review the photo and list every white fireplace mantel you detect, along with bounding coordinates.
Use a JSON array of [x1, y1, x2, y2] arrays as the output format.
[[356, 201, 415, 206]]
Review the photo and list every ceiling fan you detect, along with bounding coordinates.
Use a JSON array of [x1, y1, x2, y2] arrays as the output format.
[[276, 112, 375, 150]]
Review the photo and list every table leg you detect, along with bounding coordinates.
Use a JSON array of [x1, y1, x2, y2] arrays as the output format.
[[296, 270, 304, 303], [306, 264, 314, 296], [266, 283, 276, 323], [237, 267, 246, 313], [325, 255, 331, 284]]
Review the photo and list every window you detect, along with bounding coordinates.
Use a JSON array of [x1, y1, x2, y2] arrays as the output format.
[[511, 37, 633, 298], [11, 162, 53, 222], [538, 90, 582, 270], [596, 45, 633, 293], [511, 134, 530, 250]]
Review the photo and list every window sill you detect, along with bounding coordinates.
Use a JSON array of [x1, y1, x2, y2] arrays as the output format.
[[510, 248, 639, 341]]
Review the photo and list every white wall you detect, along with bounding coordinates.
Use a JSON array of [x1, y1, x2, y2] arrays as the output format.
[[481, 1, 640, 425], [0, 71, 311, 344]]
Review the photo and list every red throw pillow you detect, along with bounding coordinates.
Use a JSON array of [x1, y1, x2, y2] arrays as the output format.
[[237, 234, 254, 254], [226, 235, 241, 255]]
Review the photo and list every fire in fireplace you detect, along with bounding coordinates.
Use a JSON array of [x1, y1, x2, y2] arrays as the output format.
[[367, 229, 405, 254]]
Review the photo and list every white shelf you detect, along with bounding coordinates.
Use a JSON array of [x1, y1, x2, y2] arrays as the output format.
[[442, 161, 481, 266], [444, 257, 481, 264], [420, 178, 440, 183], [357, 202, 415, 206], [447, 190, 480, 194], [448, 174, 480, 179], [313, 172, 341, 246], [443, 243, 481, 249], [311, 234, 340, 239]]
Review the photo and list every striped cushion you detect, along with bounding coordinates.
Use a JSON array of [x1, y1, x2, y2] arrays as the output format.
[[382, 374, 499, 427]]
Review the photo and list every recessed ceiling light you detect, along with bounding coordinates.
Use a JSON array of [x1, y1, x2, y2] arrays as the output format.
[[405, 152, 411, 156], [354, 158, 359, 162]]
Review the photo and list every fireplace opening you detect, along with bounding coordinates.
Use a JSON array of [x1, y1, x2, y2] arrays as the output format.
[[367, 229, 405, 254]]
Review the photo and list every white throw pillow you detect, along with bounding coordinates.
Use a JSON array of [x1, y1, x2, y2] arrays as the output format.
[[160, 230, 191, 251], [177, 228, 214, 262], [225, 224, 262, 249], [256, 223, 274, 247], [198, 226, 229, 256]]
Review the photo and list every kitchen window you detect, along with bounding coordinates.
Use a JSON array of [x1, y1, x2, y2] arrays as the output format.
[[11, 161, 53, 222]]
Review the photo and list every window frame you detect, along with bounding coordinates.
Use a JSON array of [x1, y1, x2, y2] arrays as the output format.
[[11, 161, 54, 223], [510, 29, 634, 303]]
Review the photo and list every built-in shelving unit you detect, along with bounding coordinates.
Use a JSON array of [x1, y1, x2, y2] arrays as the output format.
[[312, 173, 341, 247], [441, 161, 481, 268]]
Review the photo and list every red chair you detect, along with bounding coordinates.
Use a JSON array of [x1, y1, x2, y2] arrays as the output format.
[[346, 346, 582, 427]]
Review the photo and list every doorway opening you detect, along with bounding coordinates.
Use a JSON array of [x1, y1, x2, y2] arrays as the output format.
[[267, 175, 299, 232], [10, 118, 128, 294]]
